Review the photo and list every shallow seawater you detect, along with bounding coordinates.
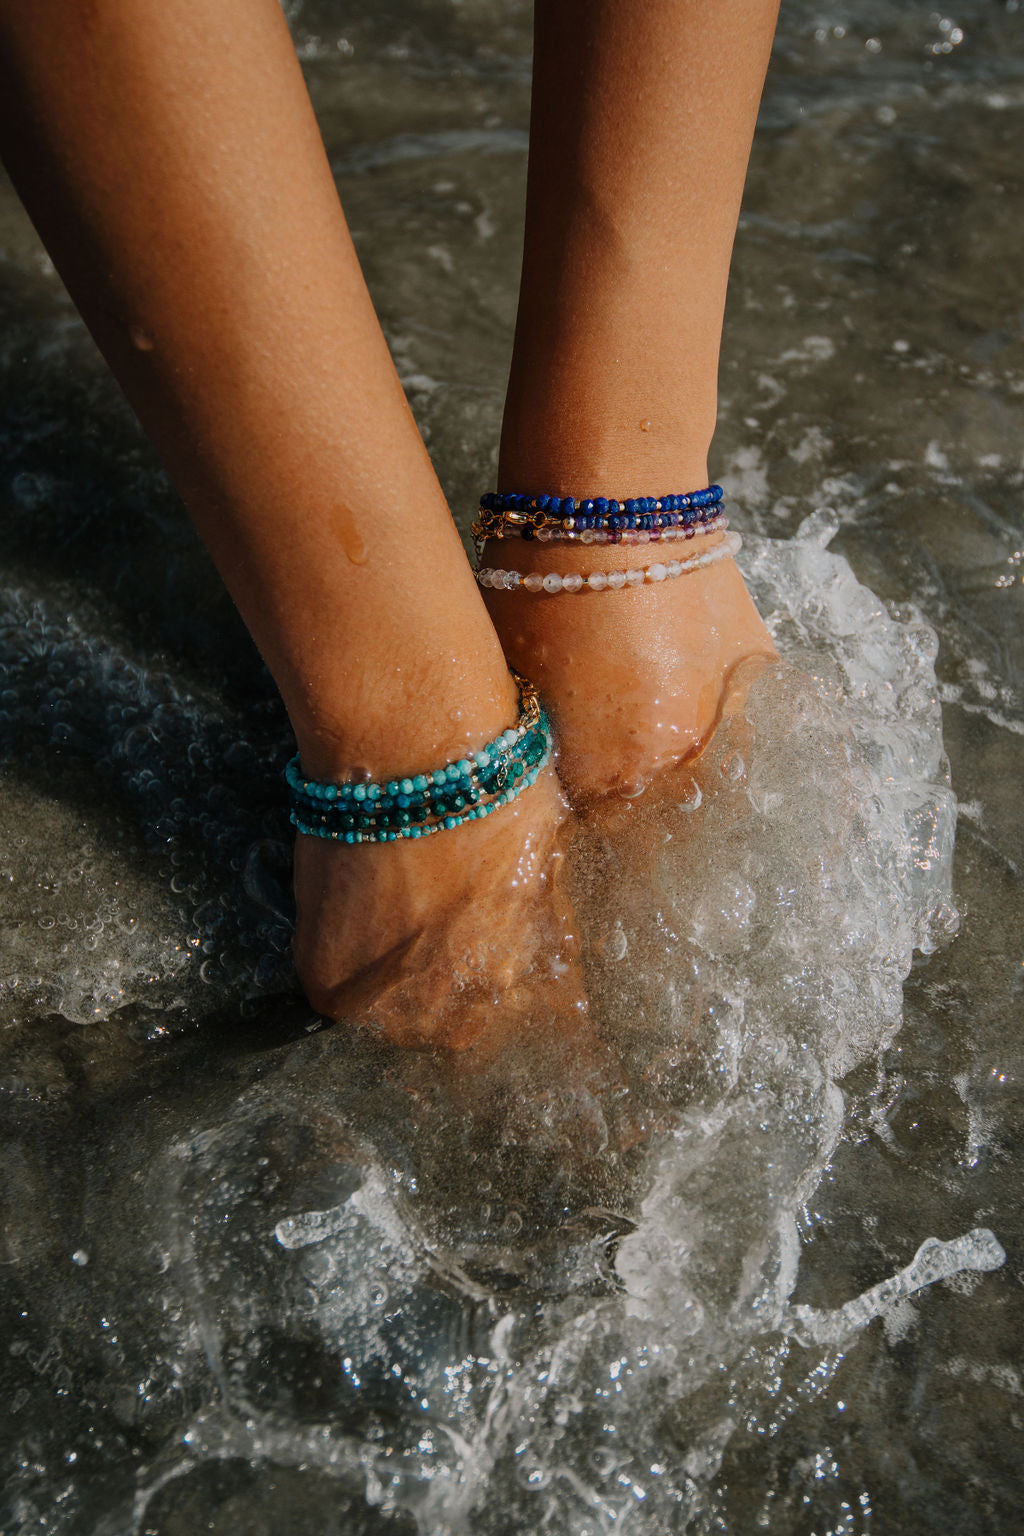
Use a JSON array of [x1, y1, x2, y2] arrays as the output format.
[[1, 3, 1023, 1533]]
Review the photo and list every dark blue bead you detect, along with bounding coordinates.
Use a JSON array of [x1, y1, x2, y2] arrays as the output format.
[[581, 499, 595, 515], [627, 515, 636, 528], [537, 494, 551, 510], [608, 500, 619, 514], [594, 497, 608, 514], [562, 496, 575, 516], [624, 499, 637, 515]]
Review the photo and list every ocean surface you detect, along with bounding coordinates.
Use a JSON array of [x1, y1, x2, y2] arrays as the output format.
[[1, 2, 1022, 1532]]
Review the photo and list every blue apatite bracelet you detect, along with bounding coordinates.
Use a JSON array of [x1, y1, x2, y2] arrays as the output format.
[[472, 483, 724, 547], [286, 672, 552, 843]]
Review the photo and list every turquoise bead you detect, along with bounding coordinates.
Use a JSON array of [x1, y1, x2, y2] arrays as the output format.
[[287, 674, 552, 843]]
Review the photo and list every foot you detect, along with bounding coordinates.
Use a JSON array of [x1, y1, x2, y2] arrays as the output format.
[[292, 766, 588, 1053], [483, 534, 775, 804]]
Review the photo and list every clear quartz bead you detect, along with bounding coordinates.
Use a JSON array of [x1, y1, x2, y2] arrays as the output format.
[[625, 566, 645, 586], [504, 570, 521, 589], [524, 572, 545, 593], [542, 571, 563, 593], [666, 560, 682, 579], [586, 570, 608, 591], [562, 572, 584, 593], [607, 569, 627, 590], [581, 529, 597, 544], [646, 562, 667, 582]]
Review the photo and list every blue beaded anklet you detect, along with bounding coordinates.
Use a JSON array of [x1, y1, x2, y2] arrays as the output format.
[[480, 483, 723, 518], [472, 484, 724, 551], [286, 672, 552, 843]]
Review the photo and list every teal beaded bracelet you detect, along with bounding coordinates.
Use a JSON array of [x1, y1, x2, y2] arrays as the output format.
[[286, 671, 552, 843]]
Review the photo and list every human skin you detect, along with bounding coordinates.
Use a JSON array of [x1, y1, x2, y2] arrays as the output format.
[[0, 0, 563, 1040], [0, 0, 779, 1037], [488, 0, 780, 799]]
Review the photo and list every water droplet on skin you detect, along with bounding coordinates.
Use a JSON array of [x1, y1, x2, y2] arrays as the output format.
[[129, 325, 154, 352], [639, 418, 652, 432], [335, 502, 368, 565], [71, 1250, 89, 1267]]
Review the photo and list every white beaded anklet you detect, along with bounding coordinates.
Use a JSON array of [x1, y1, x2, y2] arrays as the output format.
[[477, 530, 742, 594]]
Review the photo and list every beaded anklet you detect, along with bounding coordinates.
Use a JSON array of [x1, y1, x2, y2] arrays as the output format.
[[286, 671, 552, 843], [472, 482, 724, 553], [477, 531, 741, 595], [508, 514, 728, 547]]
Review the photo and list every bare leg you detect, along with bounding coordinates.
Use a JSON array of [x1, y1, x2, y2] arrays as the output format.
[[488, 0, 779, 800], [0, 0, 577, 1042]]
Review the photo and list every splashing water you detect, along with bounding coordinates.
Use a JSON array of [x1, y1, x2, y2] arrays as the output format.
[[2, 519, 998, 1536]]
